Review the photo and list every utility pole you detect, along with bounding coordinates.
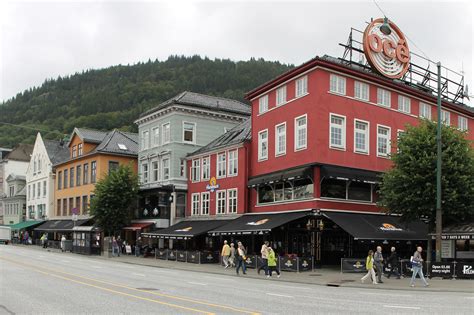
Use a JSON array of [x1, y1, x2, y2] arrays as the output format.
[[435, 62, 442, 261]]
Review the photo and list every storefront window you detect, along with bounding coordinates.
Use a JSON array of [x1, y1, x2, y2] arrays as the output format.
[[274, 183, 284, 202], [293, 178, 313, 199], [321, 178, 374, 202], [258, 184, 274, 204], [348, 181, 372, 201], [257, 178, 314, 204]]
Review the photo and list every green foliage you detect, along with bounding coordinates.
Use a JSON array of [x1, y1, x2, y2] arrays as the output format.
[[0, 55, 293, 147], [378, 119, 474, 227], [90, 164, 139, 236]]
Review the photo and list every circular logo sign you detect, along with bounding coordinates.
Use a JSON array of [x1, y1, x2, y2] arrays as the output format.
[[363, 18, 410, 79]]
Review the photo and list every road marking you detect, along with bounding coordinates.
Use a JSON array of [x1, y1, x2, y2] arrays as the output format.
[[187, 282, 208, 286], [0, 256, 261, 315], [91, 266, 102, 269], [61, 260, 70, 263], [266, 293, 293, 298], [362, 292, 410, 297], [132, 273, 146, 277], [383, 305, 420, 310]]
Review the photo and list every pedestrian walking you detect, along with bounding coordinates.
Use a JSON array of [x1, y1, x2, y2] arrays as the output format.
[[135, 237, 142, 257], [112, 236, 118, 257], [409, 246, 429, 287], [41, 233, 48, 248], [266, 247, 280, 278], [361, 250, 378, 284], [387, 246, 401, 279], [221, 240, 231, 268], [60, 235, 66, 252], [236, 241, 247, 275], [23, 231, 29, 245], [229, 243, 236, 267], [257, 241, 269, 275], [374, 246, 384, 283], [117, 236, 122, 257]]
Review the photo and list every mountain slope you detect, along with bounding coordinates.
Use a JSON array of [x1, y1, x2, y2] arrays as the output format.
[[0, 55, 293, 147]]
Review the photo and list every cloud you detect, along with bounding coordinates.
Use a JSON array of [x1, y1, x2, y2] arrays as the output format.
[[0, 0, 472, 106]]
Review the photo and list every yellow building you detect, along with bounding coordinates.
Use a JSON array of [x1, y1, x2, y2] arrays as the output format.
[[53, 128, 138, 219]]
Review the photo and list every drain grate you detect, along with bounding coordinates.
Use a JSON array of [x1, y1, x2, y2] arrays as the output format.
[[136, 288, 159, 291], [308, 274, 322, 276]]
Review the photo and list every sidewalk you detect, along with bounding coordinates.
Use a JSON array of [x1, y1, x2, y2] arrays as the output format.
[[14, 245, 474, 293]]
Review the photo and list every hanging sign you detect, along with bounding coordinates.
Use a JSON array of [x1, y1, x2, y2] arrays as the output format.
[[206, 177, 220, 192], [363, 18, 410, 79]]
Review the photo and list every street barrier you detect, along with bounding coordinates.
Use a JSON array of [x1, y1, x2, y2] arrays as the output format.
[[341, 258, 366, 273], [186, 251, 201, 264], [176, 250, 187, 262], [244, 255, 257, 269]]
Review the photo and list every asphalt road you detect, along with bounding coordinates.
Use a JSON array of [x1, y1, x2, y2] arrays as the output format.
[[1, 245, 473, 315]]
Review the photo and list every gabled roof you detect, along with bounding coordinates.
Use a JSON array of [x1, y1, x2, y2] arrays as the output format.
[[6, 174, 26, 182], [72, 128, 108, 144], [44, 140, 70, 165], [188, 119, 251, 157], [139, 91, 251, 119], [4, 144, 33, 162], [94, 129, 139, 156]]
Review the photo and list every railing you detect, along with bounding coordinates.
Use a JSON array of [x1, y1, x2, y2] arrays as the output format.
[[154, 249, 219, 264]]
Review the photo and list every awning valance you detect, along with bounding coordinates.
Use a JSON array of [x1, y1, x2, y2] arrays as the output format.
[[320, 165, 381, 183], [208, 211, 311, 236], [323, 211, 428, 240], [34, 219, 90, 232], [123, 222, 154, 231], [429, 223, 474, 240], [142, 220, 231, 240], [9, 220, 43, 231], [248, 166, 313, 187]]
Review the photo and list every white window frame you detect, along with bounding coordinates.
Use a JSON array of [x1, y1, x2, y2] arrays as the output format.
[[377, 88, 391, 107], [216, 152, 226, 178], [142, 163, 148, 184], [275, 122, 287, 156], [227, 188, 238, 214], [419, 102, 432, 120], [397, 129, 405, 153], [201, 156, 210, 181], [191, 159, 201, 182], [259, 95, 269, 114], [441, 110, 450, 126], [258, 129, 268, 161], [227, 150, 238, 177], [294, 114, 307, 151], [329, 74, 346, 95], [162, 158, 170, 180], [458, 116, 468, 131], [377, 124, 391, 158], [354, 119, 369, 155], [142, 130, 149, 150], [398, 95, 411, 114], [354, 81, 369, 101], [200, 192, 210, 215], [152, 127, 160, 147], [183, 121, 196, 144], [216, 190, 226, 215], [151, 160, 159, 182], [276, 86, 287, 106], [162, 123, 171, 144], [295, 75, 308, 98], [329, 114, 346, 150], [191, 193, 200, 216], [180, 159, 186, 177]]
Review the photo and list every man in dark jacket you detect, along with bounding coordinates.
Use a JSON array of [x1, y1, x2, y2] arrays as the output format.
[[386, 246, 401, 279]]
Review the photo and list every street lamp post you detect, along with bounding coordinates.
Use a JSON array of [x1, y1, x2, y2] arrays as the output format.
[[435, 62, 442, 261]]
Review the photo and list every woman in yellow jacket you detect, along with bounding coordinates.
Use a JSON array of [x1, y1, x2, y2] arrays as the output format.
[[361, 250, 378, 284], [267, 247, 281, 278]]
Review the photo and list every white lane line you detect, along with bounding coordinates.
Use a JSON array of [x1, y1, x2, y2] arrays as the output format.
[[187, 281, 208, 286], [266, 293, 294, 298], [91, 266, 102, 269], [61, 260, 70, 263], [273, 284, 311, 290], [383, 305, 420, 310], [362, 292, 410, 297], [465, 297, 474, 300], [132, 273, 146, 277]]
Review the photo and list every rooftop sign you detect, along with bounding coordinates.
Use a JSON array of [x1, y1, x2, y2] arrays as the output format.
[[363, 18, 410, 79]]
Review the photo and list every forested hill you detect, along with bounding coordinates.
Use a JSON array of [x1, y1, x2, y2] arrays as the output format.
[[0, 55, 293, 148]]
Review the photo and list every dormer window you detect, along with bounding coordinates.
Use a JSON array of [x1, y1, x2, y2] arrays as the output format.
[[72, 145, 77, 158], [78, 143, 83, 156]]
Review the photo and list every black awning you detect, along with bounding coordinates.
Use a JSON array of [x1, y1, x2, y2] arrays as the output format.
[[323, 211, 428, 240], [248, 166, 313, 187], [208, 211, 311, 236], [320, 165, 381, 183], [142, 220, 231, 240], [429, 223, 474, 240], [34, 219, 90, 232]]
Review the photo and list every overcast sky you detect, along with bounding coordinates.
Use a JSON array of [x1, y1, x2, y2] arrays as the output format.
[[1, 0, 473, 106]]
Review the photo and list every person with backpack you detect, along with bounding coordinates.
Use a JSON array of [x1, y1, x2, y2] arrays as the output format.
[[387, 246, 400, 279], [266, 247, 280, 278], [361, 250, 378, 284], [410, 246, 429, 287], [374, 246, 384, 283], [236, 241, 247, 275]]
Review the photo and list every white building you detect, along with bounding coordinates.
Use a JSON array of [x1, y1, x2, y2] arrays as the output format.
[[0, 144, 33, 224], [26, 133, 69, 220]]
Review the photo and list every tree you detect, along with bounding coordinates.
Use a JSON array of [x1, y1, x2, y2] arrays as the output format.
[[90, 164, 139, 236], [378, 119, 474, 228]]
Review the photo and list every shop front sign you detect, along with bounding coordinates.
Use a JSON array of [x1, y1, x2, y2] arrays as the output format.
[[206, 177, 220, 192], [363, 18, 410, 79]]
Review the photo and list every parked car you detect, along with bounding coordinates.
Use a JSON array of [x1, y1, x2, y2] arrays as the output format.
[[0, 226, 12, 244]]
